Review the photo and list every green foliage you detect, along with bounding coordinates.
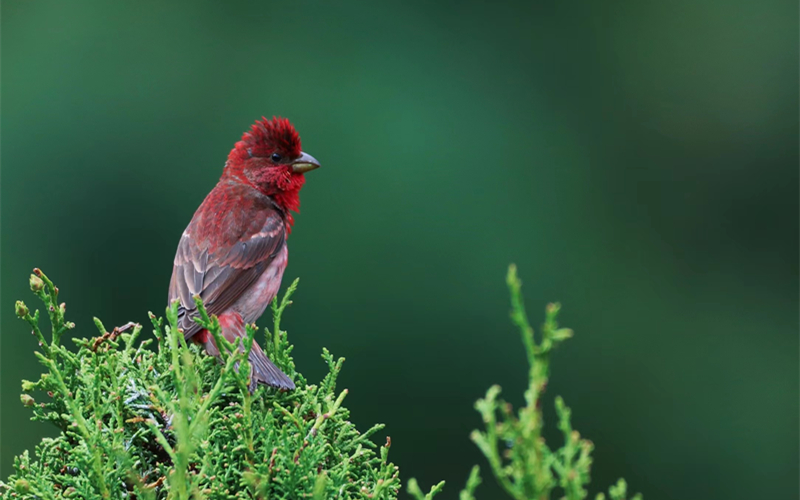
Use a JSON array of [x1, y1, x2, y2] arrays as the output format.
[[2, 266, 642, 500], [408, 265, 642, 500], [1, 270, 399, 500]]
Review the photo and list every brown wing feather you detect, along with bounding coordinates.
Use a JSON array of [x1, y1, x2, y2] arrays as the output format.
[[169, 209, 286, 339]]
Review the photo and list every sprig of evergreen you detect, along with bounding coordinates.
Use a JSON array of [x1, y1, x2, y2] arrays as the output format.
[[408, 265, 642, 500], [2, 270, 399, 499]]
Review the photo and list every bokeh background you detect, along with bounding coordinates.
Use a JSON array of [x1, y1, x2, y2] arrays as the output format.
[[2, 1, 797, 498]]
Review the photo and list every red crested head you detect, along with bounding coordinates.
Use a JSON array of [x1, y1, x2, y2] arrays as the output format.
[[223, 116, 320, 224], [236, 116, 302, 160]]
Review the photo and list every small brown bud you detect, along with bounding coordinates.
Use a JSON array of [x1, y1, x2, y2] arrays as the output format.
[[20, 394, 35, 407], [29, 275, 44, 292], [15, 301, 29, 318]]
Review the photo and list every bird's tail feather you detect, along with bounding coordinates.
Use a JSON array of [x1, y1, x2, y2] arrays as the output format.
[[198, 314, 295, 392], [246, 341, 295, 392]]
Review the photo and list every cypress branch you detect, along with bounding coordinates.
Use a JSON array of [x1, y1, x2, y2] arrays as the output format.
[[408, 265, 643, 500], [2, 270, 399, 500]]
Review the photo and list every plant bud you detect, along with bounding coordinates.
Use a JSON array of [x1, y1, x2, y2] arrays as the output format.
[[21, 380, 36, 391], [15, 301, 29, 318], [20, 394, 35, 407], [30, 274, 44, 292], [14, 479, 31, 493]]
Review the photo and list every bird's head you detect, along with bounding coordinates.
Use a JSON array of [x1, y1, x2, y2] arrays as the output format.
[[226, 117, 320, 214]]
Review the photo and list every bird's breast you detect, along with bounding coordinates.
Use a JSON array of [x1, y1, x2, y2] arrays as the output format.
[[233, 243, 288, 325]]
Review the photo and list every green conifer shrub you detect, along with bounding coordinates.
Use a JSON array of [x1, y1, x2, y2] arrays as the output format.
[[2, 270, 397, 499], [1, 266, 641, 500]]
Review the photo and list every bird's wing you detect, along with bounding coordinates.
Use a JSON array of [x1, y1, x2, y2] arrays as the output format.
[[168, 209, 286, 339]]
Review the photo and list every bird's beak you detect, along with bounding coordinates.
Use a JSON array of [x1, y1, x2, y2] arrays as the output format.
[[292, 152, 321, 174]]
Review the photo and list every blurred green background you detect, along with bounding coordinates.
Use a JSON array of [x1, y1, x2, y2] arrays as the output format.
[[2, 1, 797, 498]]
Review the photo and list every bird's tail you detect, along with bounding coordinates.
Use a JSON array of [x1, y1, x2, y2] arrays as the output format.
[[199, 311, 295, 392], [247, 341, 295, 392]]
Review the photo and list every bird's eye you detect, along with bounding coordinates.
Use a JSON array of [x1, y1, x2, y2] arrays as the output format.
[[271, 153, 282, 163]]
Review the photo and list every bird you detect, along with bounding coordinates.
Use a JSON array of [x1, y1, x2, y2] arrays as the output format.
[[168, 116, 320, 391]]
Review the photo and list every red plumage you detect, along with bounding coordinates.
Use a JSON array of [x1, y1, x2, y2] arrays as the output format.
[[168, 117, 320, 391]]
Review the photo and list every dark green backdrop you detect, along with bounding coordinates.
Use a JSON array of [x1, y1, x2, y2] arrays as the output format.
[[2, 1, 798, 499]]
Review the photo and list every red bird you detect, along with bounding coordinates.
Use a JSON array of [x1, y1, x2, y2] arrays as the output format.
[[168, 117, 320, 391]]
